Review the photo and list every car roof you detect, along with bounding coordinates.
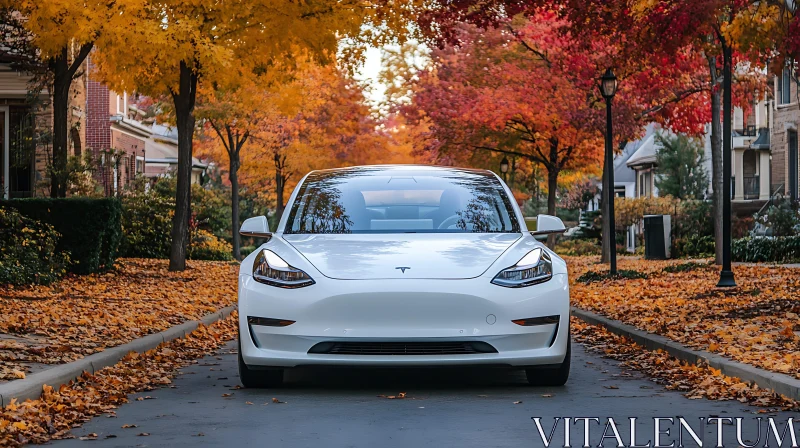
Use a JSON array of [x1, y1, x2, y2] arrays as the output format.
[[308, 164, 497, 178]]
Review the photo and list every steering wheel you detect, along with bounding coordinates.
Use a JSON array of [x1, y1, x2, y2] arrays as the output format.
[[437, 215, 461, 229]]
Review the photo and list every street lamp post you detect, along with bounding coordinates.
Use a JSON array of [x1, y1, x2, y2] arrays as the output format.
[[717, 45, 736, 287], [500, 156, 509, 182], [599, 69, 618, 275]]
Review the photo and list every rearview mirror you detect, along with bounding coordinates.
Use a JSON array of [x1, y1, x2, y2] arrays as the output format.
[[530, 214, 566, 238], [240, 216, 272, 238]]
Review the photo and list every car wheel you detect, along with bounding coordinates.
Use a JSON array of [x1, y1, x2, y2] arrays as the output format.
[[525, 336, 570, 386], [238, 336, 284, 388]]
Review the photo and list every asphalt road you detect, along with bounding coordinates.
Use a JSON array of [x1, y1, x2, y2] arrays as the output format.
[[52, 341, 798, 448]]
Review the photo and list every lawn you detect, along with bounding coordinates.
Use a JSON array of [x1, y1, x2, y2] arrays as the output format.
[[0, 259, 238, 382], [566, 256, 800, 380]]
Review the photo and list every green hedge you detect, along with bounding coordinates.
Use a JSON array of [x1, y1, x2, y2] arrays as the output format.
[[732, 236, 800, 263], [119, 193, 174, 258], [673, 235, 715, 258], [1, 198, 122, 274], [119, 192, 234, 261], [0, 207, 69, 284]]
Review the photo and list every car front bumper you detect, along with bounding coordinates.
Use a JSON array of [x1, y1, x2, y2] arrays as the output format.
[[238, 273, 570, 368]]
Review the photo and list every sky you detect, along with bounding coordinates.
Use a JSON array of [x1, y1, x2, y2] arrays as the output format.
[[355, 46, 388, 107]]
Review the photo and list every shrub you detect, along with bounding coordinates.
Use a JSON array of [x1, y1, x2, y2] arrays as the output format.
[[576, 269, 647, 283], [240, 245, 257, 258], [1, 198, 122, 274], [732, 236, 800, 263], [119, 193, 174, 258], [732, 215, 755, 239], [188, 229, 233, 261], [151, 177, 232, 242], [562, 179, 599, 211], [555, 239, 601, 256], [672, 234, 715, 258], [753, 200, 800, 237], [120, 190, 233, 260], [662, 261, 711, 273], [673, 200, 713, 239], [0, 207, 69, 285]]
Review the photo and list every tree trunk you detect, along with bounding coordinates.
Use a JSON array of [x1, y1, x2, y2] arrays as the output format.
[[275, 173, 285, 222], [169, 61, 198, 272], [274, 153, 286, 222], [546, 166, 558, 216], [546, 166, 559, 249], [48, 44, 92, 198], [230, 150, 241, 260], [708, 55, 723, 265], [49, 53, 70, 198], [601, 150, 610, 263]]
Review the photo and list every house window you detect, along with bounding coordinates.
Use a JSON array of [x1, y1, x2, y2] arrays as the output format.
[[778, 67, 792, 105], [639, 171, 652, 198], [116, 92, 128, 115]]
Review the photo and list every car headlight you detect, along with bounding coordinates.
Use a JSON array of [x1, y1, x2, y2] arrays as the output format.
[[252, 249, 315, 288], [491, 247, 552, 288]]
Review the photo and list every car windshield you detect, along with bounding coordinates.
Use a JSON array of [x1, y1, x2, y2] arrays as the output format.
[[284, 167, 520, 234]]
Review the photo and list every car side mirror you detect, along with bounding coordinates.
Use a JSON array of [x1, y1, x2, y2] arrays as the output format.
[[530, 214, 566, 239], [240, 216, 272, 238]]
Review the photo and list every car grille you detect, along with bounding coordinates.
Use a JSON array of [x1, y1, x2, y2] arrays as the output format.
[[308, 341, 498, 355]]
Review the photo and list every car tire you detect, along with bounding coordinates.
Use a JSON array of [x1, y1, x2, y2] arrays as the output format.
[[238, 336, 284, 388], [525, 336, 570, 386]]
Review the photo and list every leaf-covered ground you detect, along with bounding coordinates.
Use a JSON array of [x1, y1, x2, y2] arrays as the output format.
[[0, 259, 238, 382], [0, 313, 239, 446], [572, 318, 799, 411], [567, 256, 800, 381]]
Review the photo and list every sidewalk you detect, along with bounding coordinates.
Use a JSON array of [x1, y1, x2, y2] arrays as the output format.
[[566, 255, 800, 397], [0, 258, 238, 384]]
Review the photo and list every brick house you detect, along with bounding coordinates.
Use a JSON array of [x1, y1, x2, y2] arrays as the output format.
[[1, 54, 206, 199], [0, 60, 78, 199], [771, 68, 800, 202]]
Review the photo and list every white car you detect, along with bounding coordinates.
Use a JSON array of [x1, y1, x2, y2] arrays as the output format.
[[237, 165, 570, 387]]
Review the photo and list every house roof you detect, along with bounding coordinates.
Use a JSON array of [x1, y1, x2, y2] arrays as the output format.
[[144, 134, 207, 169], [626, 132, 659, 168], [614, 137, 643, 184]]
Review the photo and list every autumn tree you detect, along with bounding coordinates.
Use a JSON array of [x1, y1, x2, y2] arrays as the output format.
[[93, 0, 420, 271], [0, 0, 124, 197], [240, 63, 402, 221], [194, 73, 265, 260], [561, 0, 774, 266], [407, 14, 709, 221]]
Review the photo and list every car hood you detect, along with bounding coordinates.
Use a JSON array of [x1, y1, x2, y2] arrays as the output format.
[[283, 233, 521, 280]]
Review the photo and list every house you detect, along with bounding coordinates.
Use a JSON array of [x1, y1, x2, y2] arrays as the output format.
[[143, 123, 207, 183], [0, 60, 67, 199], [583, 129, 642, 251], [624, 98, 771, 211], [1, 54, 206, 199], [771, 67, 799, 202]]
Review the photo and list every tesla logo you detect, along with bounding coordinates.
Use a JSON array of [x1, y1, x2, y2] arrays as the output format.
[[396, 267, 411, 273]]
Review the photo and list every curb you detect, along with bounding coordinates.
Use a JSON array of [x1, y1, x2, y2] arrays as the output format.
[[0, 305, 237, 407], [571, 307, 800, 401]]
